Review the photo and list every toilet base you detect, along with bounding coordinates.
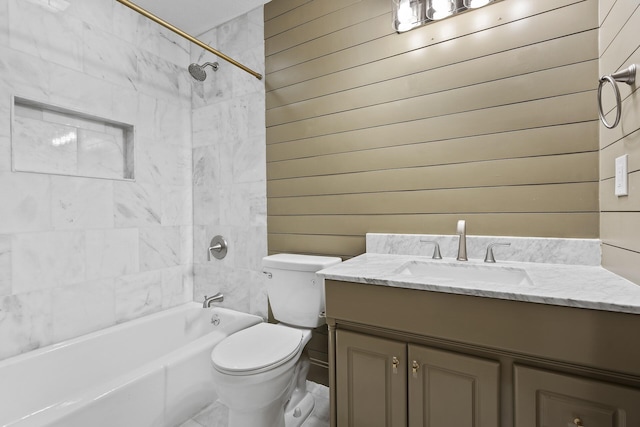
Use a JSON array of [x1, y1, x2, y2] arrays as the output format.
[[228, 403, 285, 427], [222, 356, 315, 427], [284, 391, 315, 427], [225, 391, 315, 427]]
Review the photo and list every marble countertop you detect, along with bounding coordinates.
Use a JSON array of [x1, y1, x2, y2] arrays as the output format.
[[317, 253, 640, 315]]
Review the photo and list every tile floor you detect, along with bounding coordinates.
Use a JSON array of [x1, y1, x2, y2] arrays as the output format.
[[179, 382, 330, 427]]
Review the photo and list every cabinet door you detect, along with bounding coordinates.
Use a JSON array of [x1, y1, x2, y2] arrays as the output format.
[[515, 365, 640, 427], [336, 330, 407, 427], [408, 344, 500, 427]]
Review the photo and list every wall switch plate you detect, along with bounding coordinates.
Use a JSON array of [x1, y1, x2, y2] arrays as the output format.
[[615, 154, 628, 197]]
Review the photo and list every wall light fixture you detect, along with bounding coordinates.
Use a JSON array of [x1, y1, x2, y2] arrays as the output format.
[[393, 0, 497, 32]]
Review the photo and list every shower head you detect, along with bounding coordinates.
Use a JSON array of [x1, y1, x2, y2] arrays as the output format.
[[188, 62, 219, 81]]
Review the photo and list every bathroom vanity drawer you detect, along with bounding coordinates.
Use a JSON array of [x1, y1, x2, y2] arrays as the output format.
[[514, 365, 640, 427]]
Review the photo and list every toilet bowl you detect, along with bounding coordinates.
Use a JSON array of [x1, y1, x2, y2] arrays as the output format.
[[211, 323, 313, 427], [210, 254, 341, 427]]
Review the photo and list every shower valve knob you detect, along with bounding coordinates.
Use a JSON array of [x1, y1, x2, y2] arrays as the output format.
[[207, 235, 228, 260]]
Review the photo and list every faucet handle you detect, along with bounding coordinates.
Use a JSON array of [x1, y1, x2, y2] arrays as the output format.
[[420, 239, 442, 259], [207, 235, 228, 261], [484, 243, 511, 263]]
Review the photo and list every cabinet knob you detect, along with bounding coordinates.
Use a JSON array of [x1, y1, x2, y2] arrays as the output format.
[[412, 360, 420, 378], [573, 418, 584, 427], [392, 356, 399, 374]]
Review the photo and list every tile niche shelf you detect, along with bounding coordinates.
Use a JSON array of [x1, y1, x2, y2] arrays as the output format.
[[11, 96, 135, 180]]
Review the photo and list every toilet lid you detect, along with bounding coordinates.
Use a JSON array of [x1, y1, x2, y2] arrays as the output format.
[[211, 323, 303, 374]]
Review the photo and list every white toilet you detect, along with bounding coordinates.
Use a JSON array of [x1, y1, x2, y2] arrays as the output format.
[[210, 253, 341, 427]]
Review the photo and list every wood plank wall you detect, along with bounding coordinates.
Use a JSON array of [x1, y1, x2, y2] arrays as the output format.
[[265, 0, 600, 260], [599, 0, 640, 285]]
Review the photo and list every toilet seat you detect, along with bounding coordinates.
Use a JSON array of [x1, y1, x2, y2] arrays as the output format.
[[212, 323, 303, 375]]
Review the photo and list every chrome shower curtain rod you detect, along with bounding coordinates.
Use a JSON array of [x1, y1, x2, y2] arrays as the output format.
[[115, 0, 263, 80]]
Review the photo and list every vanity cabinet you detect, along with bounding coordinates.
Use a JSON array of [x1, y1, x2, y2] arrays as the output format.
[[335, 330, 406, 427], [408, 344, 499, 427], [335, 329, 499, 427], [514, 365, 640, 427], [326, 280, 640, 427]]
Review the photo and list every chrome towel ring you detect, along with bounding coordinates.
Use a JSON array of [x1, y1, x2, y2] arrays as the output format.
[[598, 64, 636, 129]]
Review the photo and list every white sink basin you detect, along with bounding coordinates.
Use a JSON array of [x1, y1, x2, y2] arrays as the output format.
[[395, 260, 532, 287]]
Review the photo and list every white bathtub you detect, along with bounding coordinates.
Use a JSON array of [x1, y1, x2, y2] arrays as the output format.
[[0, 303, 263, 427]]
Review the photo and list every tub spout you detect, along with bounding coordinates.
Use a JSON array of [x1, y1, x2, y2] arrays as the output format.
[[203, 293, 224, 308]]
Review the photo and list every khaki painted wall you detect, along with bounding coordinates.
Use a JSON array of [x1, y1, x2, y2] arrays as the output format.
[[265, 0, 600, 260], [599, 0, 640, 285]]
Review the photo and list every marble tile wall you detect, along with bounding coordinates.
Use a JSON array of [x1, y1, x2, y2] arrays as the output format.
[[191, 8, 268, 320], [0, 0, 194, 361], [11, 101, 132, 180]]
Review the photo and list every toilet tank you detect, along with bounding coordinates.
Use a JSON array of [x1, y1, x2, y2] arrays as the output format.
[[262, 254, 342, 328]]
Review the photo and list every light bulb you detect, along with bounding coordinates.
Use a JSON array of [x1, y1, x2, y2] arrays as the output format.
[[395, 0, 420, 32], [427, 0, 454, 20], [397, 0, 413, 21], [464, 0, 492, 8]]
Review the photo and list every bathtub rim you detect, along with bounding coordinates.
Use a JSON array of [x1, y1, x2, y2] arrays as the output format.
[[0, 302, 263, 368]]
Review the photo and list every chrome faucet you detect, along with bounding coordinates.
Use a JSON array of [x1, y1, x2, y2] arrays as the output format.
[[484, 243, 511, 263], [420, 239, 442, 259], [456, 220, 467, 261], [203, 292, 224, 308]]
